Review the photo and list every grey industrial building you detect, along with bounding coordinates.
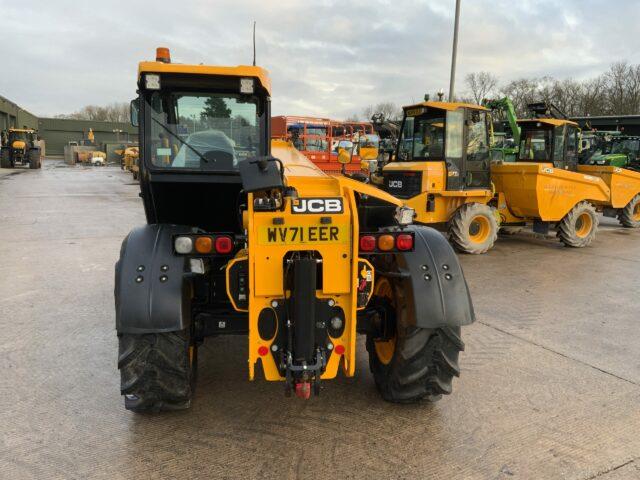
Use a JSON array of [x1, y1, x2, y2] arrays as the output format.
[[1, 94, 137, 157]]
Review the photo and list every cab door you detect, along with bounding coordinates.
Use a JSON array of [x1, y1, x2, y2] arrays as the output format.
[[463, 109, 491, 189], [444, 110, 464, 190]]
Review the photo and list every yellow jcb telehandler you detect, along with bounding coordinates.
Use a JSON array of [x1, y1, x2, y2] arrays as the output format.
[[378, 101, 498, 254], [114, 48, 476, 411]]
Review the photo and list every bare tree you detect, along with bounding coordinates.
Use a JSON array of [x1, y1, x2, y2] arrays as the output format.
[[56, 102, 130, 123], [362, 102, 402, 122], [465, 71, 498, 104]]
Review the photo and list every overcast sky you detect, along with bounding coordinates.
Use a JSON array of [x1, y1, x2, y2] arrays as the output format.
[[2, 0, 640, 119]]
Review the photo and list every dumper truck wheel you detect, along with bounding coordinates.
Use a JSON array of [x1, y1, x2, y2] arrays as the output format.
[[118, 329, 197, 412], [448, 203, 498, 254], [366, 277, 463, 403], [0, 149, 10, 168], [557, 201, 598, 247], [618, 195, 640, 228]]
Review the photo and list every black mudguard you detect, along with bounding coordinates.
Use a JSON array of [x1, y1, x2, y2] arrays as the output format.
[[115, 224, 193, 334], [394, 225, 475, 328]]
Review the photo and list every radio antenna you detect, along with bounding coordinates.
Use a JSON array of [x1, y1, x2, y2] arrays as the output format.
[[252, 21, 256, 66]]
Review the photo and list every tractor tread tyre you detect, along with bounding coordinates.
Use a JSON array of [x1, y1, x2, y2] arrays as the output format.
[[367, 326, 463, 403], [448, 202, 498, 254], [557, 201, 598, 247], [618, 194, 640, 228], [118, 329, 194, 413], [0, 150, 10, 169], [366, 277, 464, 403]]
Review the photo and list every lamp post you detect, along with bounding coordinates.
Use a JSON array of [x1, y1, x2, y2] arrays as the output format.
[[448, 0, 461, 101]]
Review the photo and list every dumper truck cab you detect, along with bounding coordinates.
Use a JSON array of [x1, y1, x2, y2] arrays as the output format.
[[114, 48, 476, 412], [492, 113, 610, 247], [379, 101, 498, 254], [0, 128, 41, 169]]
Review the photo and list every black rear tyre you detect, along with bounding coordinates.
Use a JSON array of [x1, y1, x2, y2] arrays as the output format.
[[366, 277, 464, 403], [618, 194, 640, 228], [118, 329, 196, 413]]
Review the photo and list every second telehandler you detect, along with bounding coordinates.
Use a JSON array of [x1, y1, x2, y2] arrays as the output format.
[[379, 100, 498, 254]]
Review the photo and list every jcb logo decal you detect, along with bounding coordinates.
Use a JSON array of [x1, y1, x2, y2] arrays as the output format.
[[388, 180, 403, 188], [292, 198, 343, 214]]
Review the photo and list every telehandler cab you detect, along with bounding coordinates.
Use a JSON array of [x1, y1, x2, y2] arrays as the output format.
[[0, 128, 41, 169], [114, 48, 475, 412], [380, 101, 498, 254]]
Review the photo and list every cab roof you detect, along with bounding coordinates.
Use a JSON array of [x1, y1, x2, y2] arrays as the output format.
[[403, 101, 488, 112], [9, 128, 35, 133], [138, 61, 272, 95], [518, 118, 578, 128]]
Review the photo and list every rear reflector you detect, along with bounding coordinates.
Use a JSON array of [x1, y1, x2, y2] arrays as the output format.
[[396, 234, 413, 251], [258, 345, 269, 356], [215, 236, 233, 254], [359, 235, 376, 252]]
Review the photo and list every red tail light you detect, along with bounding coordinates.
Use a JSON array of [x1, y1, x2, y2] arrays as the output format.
[[396, 234, 413, 251], [359, 235, 376, 252], [215, 236, 233, 254]]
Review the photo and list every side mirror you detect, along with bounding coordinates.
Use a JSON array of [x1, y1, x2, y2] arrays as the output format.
[[336, 140, 354, 165], [337, 148, 351, 165], [130, 99, 140, 127]]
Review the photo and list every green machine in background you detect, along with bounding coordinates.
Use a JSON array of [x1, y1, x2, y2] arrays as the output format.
[[483, 97, 520, 162], [583, 135, 640, 169]]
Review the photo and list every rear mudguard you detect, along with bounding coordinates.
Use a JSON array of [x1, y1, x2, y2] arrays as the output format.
[[393, 225, 475, 328], [115, 224, 193, 334]]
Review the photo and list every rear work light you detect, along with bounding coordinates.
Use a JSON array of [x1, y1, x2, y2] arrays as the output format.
[[358, 232, 415, 254]]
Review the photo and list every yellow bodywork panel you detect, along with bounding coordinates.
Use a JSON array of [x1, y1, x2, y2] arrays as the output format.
[[491, 163, 610, 221], [229, 140, 395, 382], [359, 146, 378, 160], [518, 118, 578, 128], [8, 128, 35, 133], [11, 141, 26, 149], [138, 61, 272, 95], [382, 161, 493, 223], [404, 101, 488, 113], [577, 165, 640, 209]]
